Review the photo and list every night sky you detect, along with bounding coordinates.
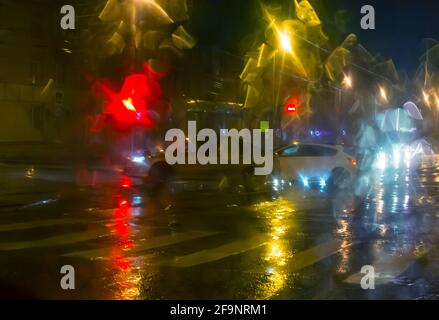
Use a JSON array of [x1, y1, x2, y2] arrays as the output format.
[[188, 0, 439, 75], [333, 0, 439, 75]]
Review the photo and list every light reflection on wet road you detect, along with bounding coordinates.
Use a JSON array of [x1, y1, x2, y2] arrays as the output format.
[[1, 159, 439, 299]]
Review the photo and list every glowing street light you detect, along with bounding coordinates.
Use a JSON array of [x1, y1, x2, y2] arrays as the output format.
[[276, 27, 293, 54], [342, 74, 353, 88], [379, 85, 388, 103]]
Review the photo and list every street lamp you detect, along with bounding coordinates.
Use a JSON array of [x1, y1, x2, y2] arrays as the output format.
[[277, 29, 293, 54], [379, 85, 388, 103], [342, 74, 353, 89]]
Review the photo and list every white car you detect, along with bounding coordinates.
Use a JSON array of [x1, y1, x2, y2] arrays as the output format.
[[273, 143, 358, 191]]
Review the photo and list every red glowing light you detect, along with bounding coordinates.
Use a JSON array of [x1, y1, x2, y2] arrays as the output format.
[[284, 96, 301, 115], [286, 104, 296, 113], [121, 175, 133, 189], [116, 197, 131, 209], [93, 63, 166, 132], [114, 256, 130, 271]]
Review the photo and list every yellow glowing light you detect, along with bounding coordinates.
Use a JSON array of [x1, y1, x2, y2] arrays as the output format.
[[423, 90, 431, 106], [270, 245, 284, 258], [122, 98, 136, 111], [252, 197, 295, 299], [342, 74, 352, 88], [277, 29, 293, 53], [379, 86, 388, 103], [274, 226, 285, 234], [25, 167, 35, 179], [434, 93, 439, 109]]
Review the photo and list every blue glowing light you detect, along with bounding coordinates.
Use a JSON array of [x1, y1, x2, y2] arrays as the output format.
[[302, 177, 309, 188], [132, 156, 146, 164], [132, 195, 143, 206]]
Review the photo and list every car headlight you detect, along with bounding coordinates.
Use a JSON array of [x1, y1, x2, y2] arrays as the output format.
[[131, 155, 146, 164]]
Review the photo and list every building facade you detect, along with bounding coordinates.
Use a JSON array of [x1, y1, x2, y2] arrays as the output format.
[[0, 0, 84, 143]]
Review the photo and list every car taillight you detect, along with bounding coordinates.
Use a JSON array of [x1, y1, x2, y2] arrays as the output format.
[[351, 158, 357, 166], [120, 175, 132, 188]]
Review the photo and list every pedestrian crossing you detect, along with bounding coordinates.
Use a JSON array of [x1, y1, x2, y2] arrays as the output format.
[[158, 235, 268, 268], [0, 204, 435, 290], [64, 230, 219, 260]]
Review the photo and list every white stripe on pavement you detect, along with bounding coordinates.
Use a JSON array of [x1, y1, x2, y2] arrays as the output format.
[[0, 218, 80, 232], [288, 239, 358, 273], [0, 229, 109, 251], [63, 230, 219, 260], [156, 235, 268, 268]]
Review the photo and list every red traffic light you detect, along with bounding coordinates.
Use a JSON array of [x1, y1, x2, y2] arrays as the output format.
[[286, 104, 297, 113], [284, 96, 300, 115]]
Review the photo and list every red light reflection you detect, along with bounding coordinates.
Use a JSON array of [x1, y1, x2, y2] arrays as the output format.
[[120, 175, 133, 189]]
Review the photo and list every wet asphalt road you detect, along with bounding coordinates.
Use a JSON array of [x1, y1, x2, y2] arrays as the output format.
[[1, 160, 439, 300]]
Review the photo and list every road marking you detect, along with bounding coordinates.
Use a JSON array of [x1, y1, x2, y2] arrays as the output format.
[[64, 230, 219, 260], [156, 235, 268, 268], [0, 218, 80, 232], [288, 239, 358, 273], [154, 237, 357, 269], [0, 229, 109, 251]]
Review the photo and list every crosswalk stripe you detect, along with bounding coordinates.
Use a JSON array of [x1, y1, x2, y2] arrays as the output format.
[[288, 239, 358, 273], [154, 237, 357, 269], [0, 229, 109, 251], [155, 235, 268, 268], [0, 218, 80, 232], [63, 230, 219, 260]]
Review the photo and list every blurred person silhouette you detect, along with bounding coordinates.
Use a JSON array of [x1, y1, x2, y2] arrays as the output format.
[[353, 114, 379, 211]]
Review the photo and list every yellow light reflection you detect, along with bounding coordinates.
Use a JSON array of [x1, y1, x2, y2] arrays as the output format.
[[253, 198, 295, 298], [335, 220, 352, 275], [423, 90, 430, 107], [434, 93, 439, 110], [379, 85, 388, 103], [25, 167, 35, 179], [342, 74, 353, 88]]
